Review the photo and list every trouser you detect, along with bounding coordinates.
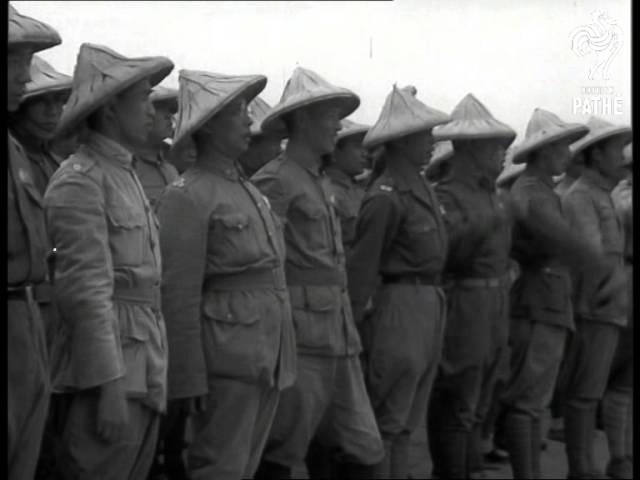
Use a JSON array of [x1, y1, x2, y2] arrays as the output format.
[[500, 317, 568, 479], [35, 393, 74, 480], [562, 318, 620, 479], [262, 354, 384, 470], [188, 378, 280, 480], [429, 284, 508, 478], [56, 392, 160, 480], [8, 298, 50, 480], [148, 399, 189, 480], [361, 284, 445, 478]]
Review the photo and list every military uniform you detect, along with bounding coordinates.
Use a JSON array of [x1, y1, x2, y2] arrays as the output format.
[[253, 152, 383, 471], [133, 149, 179, 208], [156, 158, 297, 480], [348, 155, 448, 477], [325, 166, 364, 249], [8, 132, 52, 480], [561, 168, 628, 478], [44, 131, 167, 479], [429, 151, 515, 478]]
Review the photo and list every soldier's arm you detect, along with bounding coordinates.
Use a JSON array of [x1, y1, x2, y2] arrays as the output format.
[[347, 192, 402, 323], [155, 186, 209, 400], [44, 171, 125, 390], [562, 190, 603, 252]]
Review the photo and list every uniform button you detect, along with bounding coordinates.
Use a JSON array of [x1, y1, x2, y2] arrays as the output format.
[[227, 313, 233, 320], [73, 164, 82, 172]]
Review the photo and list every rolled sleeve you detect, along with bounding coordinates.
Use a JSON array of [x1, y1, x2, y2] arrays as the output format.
[[45, 174, 125, 390]]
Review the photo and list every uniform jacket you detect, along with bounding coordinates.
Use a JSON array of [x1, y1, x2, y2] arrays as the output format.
[[156, 160, 296, 400], [562, 169, 628, 326], [435, 152, 512, 280], [133, 150, 179, 208], [11, 126, 60, 196], [325, 166, 364, 250], [510, 167, 604, 330], [252, 152, 362, 357], [347, 155, 448, 323], [44, 131, 167, 412]]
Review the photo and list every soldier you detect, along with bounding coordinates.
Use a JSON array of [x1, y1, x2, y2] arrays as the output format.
[[44, 43, 174, 479], [133, 85, 180, 207], [252, 67, 384, 480], [238, 95, 284, 178], [561, 117, 632, 480], [500, 109, 620, 479], [9, 55, 72, 195], [597, 142, 633, 480], [347, 84, 450, 478], [428, 93, 517, 479], [325, 118, 370, 250], [155, 70, 296, 480], [8, 6, 61, 480], [8, 53, 72, 480]]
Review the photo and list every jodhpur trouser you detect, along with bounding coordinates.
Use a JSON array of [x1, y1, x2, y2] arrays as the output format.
[[263, 354, 384, 469], [363, 284, 446, 478]]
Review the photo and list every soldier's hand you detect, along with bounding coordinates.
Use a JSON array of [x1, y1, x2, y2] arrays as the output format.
[[97, 377, 129, 443]]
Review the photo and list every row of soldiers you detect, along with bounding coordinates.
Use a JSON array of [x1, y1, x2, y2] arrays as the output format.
[[7, 5, 632, 480]]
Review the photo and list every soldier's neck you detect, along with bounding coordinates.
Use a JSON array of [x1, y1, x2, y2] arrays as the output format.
[[286, 139, 323, 171], [196, 143, 236, 171]]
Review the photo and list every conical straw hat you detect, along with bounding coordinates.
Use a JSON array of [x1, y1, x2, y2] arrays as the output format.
[[363, 84, 450, 149], [8, 4, 61, 53], [21, 55, 72, 103], [570, 116, 632, 157], [173, 69, 266, 148], [56, 43, 174, 136], [261, 66, 359, 135], [337, 118, 369, 142], [433, 93, 516, 145], [511, 108, 588, 164], [248, 96, 285, 137], [150, 85, 179, 113]]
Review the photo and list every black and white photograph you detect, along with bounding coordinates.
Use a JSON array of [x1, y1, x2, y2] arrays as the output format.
[[7, 1, 632, 479]]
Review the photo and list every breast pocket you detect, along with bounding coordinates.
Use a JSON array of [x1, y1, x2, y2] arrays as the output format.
[[403, 210, 442, 263], [290, 198, 328, 251], [211, 212, 261, 266], [106, 204, 147, 267]]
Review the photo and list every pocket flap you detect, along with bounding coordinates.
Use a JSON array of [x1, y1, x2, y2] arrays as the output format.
[[202, 293, 260, 325], [213, 212, 250, 230], [304, 286, 339, 313], [107, 206, 146, 229]]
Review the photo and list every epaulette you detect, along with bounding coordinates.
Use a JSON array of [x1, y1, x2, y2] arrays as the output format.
[[171, 177, 186, 188], [369, 174, 396, 196]]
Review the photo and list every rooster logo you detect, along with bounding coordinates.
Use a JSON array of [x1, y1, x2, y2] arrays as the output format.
[[570, 10, 622, 81]]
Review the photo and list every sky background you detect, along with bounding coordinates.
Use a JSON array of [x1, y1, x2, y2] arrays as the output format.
[[15, 0, 631, 142]]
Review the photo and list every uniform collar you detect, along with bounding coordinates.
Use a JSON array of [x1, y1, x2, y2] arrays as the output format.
[[85, 130, 134, 167], [285, 142, 323, 177], [385, 152, 426, 194], [134, 149, 165, 167], [522, 163, 555, 190], [10, 124, 48, 153], [581, 167, 618, 193], [195, 156, 242, 182]]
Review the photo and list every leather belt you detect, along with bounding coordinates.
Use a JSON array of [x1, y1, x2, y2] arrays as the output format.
[[7, 283, 52, 304], [285, 265, 346, 287], [205, 269, 285, 291], [381, 274, 441, 286]]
